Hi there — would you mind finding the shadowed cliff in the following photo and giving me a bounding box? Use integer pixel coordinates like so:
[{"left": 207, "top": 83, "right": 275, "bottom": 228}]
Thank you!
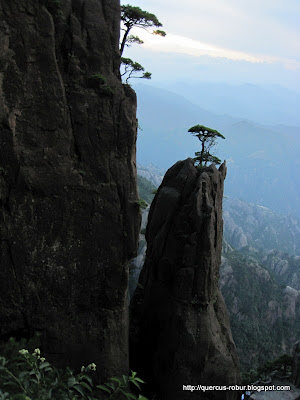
[
  {"left": 130, "top": 159, "right": 240, "bottom": 399},
  {"left": 0, "top": 0, "right": 140, "bottom": 379}
]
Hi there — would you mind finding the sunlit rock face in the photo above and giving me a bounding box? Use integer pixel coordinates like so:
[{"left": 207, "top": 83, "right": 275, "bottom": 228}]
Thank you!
[
  {"left": 131, "top": 158, "right": 240, "bottom": 400},
  {"left": 0, "top": 0, "right": 140, "bottom": 380}
]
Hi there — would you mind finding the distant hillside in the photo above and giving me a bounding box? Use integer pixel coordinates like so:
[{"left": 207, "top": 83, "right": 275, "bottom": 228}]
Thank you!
[
  {"left": 137, "top": 164, "right": 164, "bottom": 188},
  {"left": 259, "top": 250, "right": 300, "bottom": 291},
  {"left": 137, "top": 175, "right": 156, "bottom": 204},
  {"left": 223, "top": 197, "right": 300, "bottom": 255},
  {"left": 220, "top": 244, "right": 300, "bottom": 371},
  {"left": 135, "top": 85, "right": 300, "bottom": 215}
]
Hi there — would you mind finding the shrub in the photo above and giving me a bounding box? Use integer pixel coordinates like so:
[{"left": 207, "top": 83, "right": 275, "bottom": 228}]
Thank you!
[
  {"left": 135, "top": 199, "right": 148, "bottom": 210},
  {"left": 0, "top": 342, "right": 147, "bottom": 400}
]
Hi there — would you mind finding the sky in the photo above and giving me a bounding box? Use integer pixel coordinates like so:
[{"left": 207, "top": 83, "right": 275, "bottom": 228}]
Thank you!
[{"left": 120, "top": 0, "right": 300, "bottom": 91}]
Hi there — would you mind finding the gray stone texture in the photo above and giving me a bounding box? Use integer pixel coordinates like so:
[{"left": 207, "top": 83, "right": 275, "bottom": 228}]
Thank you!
[
  {"left": 0, "top": 0, "right": 140, "bottom": 379},
  {"left": 131, "top": 159, "right": 240, "bottom": 399}
]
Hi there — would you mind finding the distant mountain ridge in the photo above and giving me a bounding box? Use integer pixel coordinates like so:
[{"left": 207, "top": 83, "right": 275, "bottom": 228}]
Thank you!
[
  {"left": 135, "top": 84, "right": 300, "bottom": 215},
  {"left": 150, "top": 81, "right": 300, "bottom": 126}
]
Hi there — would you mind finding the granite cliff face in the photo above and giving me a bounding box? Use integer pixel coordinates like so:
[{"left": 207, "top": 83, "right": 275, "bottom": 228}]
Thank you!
[
  {"left": 0, "top": 0, "right": 139, "bottom": 378},
  {"left": 131, "top": 159, "right": 240, "bottom": 400}
]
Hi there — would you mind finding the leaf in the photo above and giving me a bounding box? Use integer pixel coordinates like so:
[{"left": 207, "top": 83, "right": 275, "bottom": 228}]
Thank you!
[
  {"left": 80, "top": 374, "right": 93, "bottom": 386},
  {"left": 67, "top": 376, "right": 77, "bottom": 387},
  {"left": 18, "top": 371, "right": 30, "bottom": 379},
  {"left": 96, "top": 384, "right": 111, "bottom": 394},
  {"left": 138, "top": 396, "right": 149, "bottom": 400},
  {"left": 109, "top": 377, "right": 121, "bottom": 384},
  {"left": 122, "top": 375, "right": 128, "bottom": 385},
  {"left": 130, "top": 379, "right": 141, "bottom": 390},
  {"left": 105, "top": 382, "right": 116, "bottom": 390},
  {"left": 47, "top": 387, "right": 53, "bottom": 399},
  {"left": 72, "top": 384, "right": 85, "bottom": 396},
  {"left": 11, "top": 395, "right": 31, "bottom": 400},
  {"left": 134, "top": 377, "right": 145, "bottom": 384},
  {"left": 39, "top": 362, "right": 51, "bottom": 369},
  {"left": 121, "top": 391, "right": 137, "bottom": 400},
  {"left": 0, "top": 357, "right": 7, "bottom": 365},
  {"left": 79, "top": 381, "right": 92, "bottom": 392},
  {"left": 3, "top": 382, "right": 16, "bottom": 387}
]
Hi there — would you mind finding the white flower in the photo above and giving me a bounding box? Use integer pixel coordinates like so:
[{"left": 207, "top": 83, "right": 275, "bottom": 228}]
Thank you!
[
  {"left": 88, "top": 363, "right": 97, "bottom": 371},
  {"left": 33, "top": 348, "right": 41, "bottom": 355},
  {"left": 19, "top": 349, "right": 29, "bottom": 355}
]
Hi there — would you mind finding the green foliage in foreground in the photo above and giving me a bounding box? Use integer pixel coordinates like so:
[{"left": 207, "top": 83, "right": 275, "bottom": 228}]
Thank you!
[{"left": 0, "top": 340, "right": 147, "bottom": 400}]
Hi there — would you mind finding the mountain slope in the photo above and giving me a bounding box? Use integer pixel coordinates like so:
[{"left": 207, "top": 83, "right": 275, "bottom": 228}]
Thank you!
[
  {"left": 135, "top": 84, "right": 300, "bottom": 215},
  {"left": 154, "top": 81, "right": 300, "bottom": 126},
  {"left": 223, "top": 197, "right": 300, "bottom": 255}
]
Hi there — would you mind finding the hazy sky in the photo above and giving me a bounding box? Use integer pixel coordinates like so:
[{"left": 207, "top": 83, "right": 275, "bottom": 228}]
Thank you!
[{"left": 120, "top": 0, "right": 300, "bottom": 90}]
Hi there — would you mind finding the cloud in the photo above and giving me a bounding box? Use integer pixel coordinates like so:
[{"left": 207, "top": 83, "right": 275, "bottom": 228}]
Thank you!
[
  {"left": 121, "top": 0, "right": 300, "bottom": 60},
  {"left": 129, "top": 29, "right": 300, "bottom": 70},
  {"left": 121, "top": 0, "right": 300, "bottom": 89}
]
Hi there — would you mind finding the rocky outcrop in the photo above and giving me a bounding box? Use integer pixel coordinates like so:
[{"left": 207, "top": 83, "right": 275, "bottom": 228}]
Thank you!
[
  {"left": 0, "top": 0, "right": 140, "bottom": 379},
  {"left": 223, "top": 211, "right": 248, "bottom": 249},
  {"left": 261, "top": 251, "right": 300, "bottom": 291},
  {"left": 131, "top": 159, "right": 240, "bottom": 400}
]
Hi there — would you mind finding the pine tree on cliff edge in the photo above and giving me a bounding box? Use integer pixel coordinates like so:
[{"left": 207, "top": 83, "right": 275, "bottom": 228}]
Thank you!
[
  {"left": 188, "top": 124, "right": 225, "bottom": 167},
  {"left": 120, "top": 4, "right": 166, "bottom": 82}
]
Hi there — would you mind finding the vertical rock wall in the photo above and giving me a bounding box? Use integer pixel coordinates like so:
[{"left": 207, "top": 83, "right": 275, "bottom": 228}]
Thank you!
[
  {"left": 0, "top": 0, "right": 140, "bottom": 379},
  {"left": 130, "top": 159, "right": 240, "bottom": 399}
]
